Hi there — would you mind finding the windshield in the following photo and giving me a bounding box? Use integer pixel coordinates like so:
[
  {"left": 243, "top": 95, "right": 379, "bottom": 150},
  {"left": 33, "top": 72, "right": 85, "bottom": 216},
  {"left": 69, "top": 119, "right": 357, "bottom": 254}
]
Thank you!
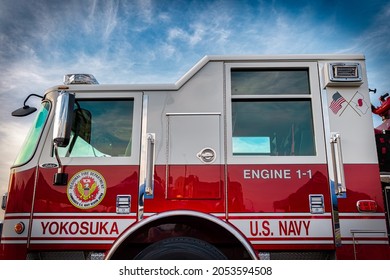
[{"left": 13, "top": 101, "right": 50, "bottom": 166}]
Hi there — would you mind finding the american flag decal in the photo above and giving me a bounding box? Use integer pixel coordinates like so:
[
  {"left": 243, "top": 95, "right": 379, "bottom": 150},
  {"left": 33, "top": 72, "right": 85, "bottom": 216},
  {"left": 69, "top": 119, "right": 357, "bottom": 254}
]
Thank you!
[{"left": 329, "top": 91, "right": 346, "bottom": 114}]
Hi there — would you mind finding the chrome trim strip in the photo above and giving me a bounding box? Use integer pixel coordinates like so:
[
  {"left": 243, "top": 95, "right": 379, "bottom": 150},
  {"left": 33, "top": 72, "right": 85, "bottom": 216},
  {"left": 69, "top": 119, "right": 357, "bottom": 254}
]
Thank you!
[
  {"left": 145, "top": 133, "right": 155, "bottom": 195},
  {"left": 138, "top": 94, "right": 148, "bottom": 220},
  {"left": 318, "top": 62, "right": 342, "bottom": 247},
  {"left": 166, "top": 112, "right": 222, "bottom": 116}
]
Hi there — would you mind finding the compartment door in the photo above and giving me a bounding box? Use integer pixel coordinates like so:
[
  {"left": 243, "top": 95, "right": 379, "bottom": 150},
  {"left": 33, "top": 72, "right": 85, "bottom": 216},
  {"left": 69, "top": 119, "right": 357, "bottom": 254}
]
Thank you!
[{"left": 166, "top": 113, "right": 223, "bottom": 201}]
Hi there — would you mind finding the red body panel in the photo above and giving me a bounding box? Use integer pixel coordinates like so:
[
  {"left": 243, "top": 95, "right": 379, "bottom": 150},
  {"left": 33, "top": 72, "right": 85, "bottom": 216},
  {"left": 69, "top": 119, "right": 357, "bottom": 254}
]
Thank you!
[
  {"left": 144, "top": 165, "right": 225, "bottom": 213},
  {"left": 5, "top": 168, "right": 36, "bottom": 213},
  {"left": 34, "top": 166, "right": 139, "bottom": 214},
  {"left": 339, "top": 164, "right": 384, "bottom": 212},
  {"left": 226, "top": 164, "right": 330, "bottom": 213},
  {"left": 337, "top": 244, "right": 390, "bottom": 260},
  {"left": 2, "top": 161, "right": 389, "bottom": 259}
]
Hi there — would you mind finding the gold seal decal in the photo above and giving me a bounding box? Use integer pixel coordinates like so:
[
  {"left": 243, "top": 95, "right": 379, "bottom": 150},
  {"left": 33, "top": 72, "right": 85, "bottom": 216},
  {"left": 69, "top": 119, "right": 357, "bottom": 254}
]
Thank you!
[{"left": 67, "top": 169, "right": 106, "bottom": 209}]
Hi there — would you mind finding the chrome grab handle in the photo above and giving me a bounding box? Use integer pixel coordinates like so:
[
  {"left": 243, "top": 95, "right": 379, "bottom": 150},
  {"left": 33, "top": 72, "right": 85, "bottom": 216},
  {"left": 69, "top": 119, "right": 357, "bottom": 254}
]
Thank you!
[
  {"left": 145, "top": 133, "right": 155, "bottom": 196},
  {"left": 330, "top": 132, "right": 346, "bottom": 195}
]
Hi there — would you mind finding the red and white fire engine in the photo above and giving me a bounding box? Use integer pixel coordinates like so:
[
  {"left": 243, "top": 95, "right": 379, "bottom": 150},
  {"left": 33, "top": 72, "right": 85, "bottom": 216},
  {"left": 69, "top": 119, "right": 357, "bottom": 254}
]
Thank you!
[{"left": 1, "top": 55, "right": 389, "bottom": 260}]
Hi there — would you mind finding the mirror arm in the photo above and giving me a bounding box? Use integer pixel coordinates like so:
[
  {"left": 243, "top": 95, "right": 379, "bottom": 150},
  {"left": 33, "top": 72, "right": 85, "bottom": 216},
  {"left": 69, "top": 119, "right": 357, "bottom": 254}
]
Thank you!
[
  {"left": 54, "top": 143, "right": 63, "bottom": 173},
  {"left": 23, "top": 94, "right": 43, "bottom": 107},
  {"left": 53, "top": 140, "right": 68, "bottom": 186},
  {"left": 12, "top": 94, "right": 44, "bottom": 117}
]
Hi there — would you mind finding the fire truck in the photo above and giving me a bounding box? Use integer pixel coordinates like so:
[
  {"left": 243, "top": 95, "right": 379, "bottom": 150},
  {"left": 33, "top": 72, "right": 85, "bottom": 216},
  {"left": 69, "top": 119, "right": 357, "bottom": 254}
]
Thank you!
[{"left": 1, "top": 55, "right": 389, "bottom": 260}]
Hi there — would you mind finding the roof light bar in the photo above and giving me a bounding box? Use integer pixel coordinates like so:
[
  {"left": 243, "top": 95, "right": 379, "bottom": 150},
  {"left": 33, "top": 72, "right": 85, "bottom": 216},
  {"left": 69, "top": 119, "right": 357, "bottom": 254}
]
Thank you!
[{"left": 64, "top": 74, "right": 99, "bottom": 85}]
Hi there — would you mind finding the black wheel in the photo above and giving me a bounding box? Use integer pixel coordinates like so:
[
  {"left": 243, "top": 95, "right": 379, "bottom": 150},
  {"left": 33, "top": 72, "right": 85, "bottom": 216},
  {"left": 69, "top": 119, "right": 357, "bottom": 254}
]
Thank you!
[{"left": 134, "top": 237, "right": 227, "bottom": 260}]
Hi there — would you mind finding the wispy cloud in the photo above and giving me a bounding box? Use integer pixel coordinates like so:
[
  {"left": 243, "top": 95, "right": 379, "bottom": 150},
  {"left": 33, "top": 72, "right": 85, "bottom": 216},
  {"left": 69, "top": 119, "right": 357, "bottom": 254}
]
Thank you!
[{"left": 1, "top": 0, "right": 390, "bottom": 220}]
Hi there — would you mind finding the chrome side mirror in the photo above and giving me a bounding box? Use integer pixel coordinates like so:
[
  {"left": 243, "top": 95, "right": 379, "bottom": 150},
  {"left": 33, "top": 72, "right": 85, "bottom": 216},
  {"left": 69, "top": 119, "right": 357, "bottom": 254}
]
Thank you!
[
  {"left": 53, "top": 91, "right": 75, "bottom": 147},
  {"left": 53, "top": 91, "right": 75, "bottom": 185}
]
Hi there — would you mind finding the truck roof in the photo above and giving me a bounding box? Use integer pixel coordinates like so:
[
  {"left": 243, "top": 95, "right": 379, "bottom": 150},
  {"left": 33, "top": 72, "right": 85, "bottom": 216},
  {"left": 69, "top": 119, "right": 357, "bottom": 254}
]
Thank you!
[{"left": 45, "top": 54, "right": 365, "bottom": 93}]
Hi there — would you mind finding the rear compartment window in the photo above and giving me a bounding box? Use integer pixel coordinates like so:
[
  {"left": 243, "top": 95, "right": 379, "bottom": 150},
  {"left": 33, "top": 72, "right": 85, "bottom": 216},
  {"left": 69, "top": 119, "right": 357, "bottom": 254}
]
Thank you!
[
  {"left": 232, "top": 99, "right": 315, "bottom": 156},
  {"left": 231, "top": 69, "right": 310, "bottom": 95},
  {"left": 231, "top": 68, "right": 316, "bottom": 156}
]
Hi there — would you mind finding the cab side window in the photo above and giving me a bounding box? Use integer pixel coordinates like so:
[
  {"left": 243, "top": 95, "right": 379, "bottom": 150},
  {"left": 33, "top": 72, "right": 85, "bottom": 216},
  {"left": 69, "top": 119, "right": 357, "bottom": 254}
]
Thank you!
[
  {"left": 231, "top": 69, "right": 316, "bottom": 156},
  {"left": 58, "top": 99, "right": 134, "bottom": 157}
]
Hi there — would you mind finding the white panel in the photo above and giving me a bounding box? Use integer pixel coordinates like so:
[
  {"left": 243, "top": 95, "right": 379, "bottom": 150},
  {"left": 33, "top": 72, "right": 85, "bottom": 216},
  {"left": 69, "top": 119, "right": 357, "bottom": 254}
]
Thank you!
[
  {"left": 322, "top": 60, "right": 378, "bottom": 164},
  {"left": 168, "top": 114, "right": 221, "bottom": 165},
  {"left": 229, "top": 214, "right": 334, "bottom": 244}
]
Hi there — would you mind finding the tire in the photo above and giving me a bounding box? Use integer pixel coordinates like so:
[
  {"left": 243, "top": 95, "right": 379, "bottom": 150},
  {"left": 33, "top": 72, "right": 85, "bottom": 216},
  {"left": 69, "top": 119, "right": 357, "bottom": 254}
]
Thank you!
[{"left": 134, "top": 237, "right": 227, "bottom": 260}]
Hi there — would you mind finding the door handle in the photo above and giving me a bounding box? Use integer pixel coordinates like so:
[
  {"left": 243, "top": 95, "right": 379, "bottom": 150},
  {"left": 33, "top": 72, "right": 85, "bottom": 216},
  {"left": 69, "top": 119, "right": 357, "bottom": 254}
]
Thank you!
[{"left": 145, "top": 133, "right": 155, "bottom": 196}]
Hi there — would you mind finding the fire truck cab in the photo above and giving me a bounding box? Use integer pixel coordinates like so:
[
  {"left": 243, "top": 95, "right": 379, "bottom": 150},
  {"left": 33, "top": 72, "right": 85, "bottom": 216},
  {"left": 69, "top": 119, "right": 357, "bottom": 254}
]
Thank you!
[{"left": 1, "top": 55, "right": 389, "bottom": 260}]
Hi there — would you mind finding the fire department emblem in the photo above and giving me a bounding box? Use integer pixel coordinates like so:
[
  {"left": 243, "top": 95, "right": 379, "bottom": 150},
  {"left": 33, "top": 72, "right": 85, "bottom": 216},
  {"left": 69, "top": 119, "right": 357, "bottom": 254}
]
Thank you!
[{"left": 67, "top": 170, "right": 106, "bottom": 209}]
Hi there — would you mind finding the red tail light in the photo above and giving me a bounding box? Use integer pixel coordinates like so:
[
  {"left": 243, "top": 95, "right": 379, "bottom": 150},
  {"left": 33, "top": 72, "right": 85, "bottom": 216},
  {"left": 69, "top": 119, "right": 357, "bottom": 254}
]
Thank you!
[{"left": 356, "top": 200, "right": 377, "bottom": 212}]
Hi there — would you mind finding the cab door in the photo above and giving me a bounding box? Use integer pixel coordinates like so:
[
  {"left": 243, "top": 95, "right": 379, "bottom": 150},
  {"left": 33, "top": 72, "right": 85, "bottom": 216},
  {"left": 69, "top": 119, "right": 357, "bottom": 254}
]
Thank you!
[
  {"left": 225, "top": 62, "right": 335, "bottom": 252},
  {"left": 31, "top": 91, "right": 143, "bottom": 250}
]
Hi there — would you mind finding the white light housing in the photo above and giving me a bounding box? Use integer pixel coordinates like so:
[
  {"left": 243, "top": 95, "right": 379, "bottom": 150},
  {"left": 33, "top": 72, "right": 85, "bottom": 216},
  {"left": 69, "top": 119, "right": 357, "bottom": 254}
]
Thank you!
[
  {"left": 329, "top": 63, "right": 362, "bottom": 82},
  {"left": 323, "top": 62, "right": 363, "bottom": 87},
  {"left": 64, "top": 74, "right": 99, "bottom": 85}
]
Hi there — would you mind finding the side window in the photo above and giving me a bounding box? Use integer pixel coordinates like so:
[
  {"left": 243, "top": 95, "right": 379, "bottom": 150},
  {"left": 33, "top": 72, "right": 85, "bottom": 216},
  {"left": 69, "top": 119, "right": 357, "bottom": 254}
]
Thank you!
[
  {"left": 58, "top": 99, "right": 134, "bottom": 157},
  {"left": 231, "top": 69, "right": 316, "bottom": 156}
]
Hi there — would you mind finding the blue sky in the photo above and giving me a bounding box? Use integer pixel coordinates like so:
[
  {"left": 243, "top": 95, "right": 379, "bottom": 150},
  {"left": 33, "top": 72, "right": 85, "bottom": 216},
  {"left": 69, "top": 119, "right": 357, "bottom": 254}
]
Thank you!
[{"left": 0, "top": 0, "right": 389, "bottom": 217}]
